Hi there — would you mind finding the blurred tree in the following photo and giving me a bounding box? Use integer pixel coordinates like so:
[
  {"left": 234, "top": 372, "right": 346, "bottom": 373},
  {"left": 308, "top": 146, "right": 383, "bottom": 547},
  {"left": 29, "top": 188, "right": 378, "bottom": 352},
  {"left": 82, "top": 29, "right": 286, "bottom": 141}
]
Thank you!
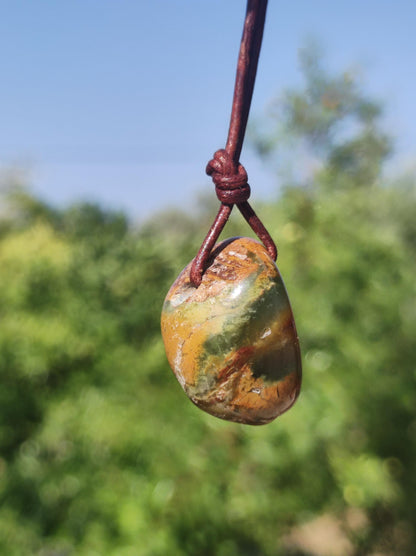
[
  {"left": 0, "top": 46, "right": 415, "bottom": 556},
  {"left": 254, "top": 40, "right": 392, "bottom": 189}
]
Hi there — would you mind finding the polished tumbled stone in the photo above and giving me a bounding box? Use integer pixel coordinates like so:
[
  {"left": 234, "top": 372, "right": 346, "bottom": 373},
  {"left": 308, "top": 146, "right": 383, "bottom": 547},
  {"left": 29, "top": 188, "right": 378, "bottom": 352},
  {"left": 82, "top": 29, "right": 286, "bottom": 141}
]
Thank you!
[{"left": 161, "top": 237, "right": 301, "bottom": 425}]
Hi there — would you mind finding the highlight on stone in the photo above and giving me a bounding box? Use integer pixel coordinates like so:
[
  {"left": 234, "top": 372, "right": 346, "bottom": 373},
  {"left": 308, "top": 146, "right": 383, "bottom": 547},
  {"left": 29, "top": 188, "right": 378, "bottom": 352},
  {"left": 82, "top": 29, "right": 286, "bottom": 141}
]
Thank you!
[{"left": 161, "top": 237, "right": 301, "bottom": 425}]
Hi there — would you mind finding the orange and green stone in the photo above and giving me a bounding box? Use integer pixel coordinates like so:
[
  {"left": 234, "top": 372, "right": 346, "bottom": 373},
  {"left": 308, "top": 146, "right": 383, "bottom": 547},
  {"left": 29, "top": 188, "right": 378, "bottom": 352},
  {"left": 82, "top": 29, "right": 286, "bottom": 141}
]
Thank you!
[{"left": 161, "top": 237, "right": 301, "bottom": 425}]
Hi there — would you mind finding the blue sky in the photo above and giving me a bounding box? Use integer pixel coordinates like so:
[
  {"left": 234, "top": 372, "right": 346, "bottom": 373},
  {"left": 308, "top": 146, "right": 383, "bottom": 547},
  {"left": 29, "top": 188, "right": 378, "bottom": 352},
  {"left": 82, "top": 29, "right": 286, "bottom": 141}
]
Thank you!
[{"left": 1, "top": 1, "right": 416, "bottom": 221}]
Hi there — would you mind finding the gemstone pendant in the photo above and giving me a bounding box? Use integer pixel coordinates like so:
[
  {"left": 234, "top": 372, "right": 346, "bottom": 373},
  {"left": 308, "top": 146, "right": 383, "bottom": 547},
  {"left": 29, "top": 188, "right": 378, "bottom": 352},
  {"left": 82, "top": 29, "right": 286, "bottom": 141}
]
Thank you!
[{"left": 161, "top": 237, "right": 301, "bottom": 425}]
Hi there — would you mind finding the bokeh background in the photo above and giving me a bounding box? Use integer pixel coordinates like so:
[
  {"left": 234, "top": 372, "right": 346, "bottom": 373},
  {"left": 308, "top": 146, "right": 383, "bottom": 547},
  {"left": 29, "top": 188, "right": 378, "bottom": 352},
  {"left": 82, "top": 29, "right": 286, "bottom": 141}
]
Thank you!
[{"left": 1, "top": 1, "right": 416, "bottom": 555}]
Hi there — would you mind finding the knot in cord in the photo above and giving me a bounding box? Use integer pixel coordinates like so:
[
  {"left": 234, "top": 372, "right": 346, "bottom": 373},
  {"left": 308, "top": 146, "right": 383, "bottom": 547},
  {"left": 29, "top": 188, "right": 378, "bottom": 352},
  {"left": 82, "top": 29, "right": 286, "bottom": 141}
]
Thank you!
[{"left": 206, "top": 149, "right": 251, "bottom": 205}]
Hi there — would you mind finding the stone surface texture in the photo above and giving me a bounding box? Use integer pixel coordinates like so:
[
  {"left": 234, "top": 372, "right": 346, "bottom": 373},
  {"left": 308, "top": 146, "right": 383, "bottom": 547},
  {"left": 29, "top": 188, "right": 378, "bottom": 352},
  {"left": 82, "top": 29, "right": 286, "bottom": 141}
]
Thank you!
[{"left": 161, "top": 237, "right": 301, "bottom": 425}]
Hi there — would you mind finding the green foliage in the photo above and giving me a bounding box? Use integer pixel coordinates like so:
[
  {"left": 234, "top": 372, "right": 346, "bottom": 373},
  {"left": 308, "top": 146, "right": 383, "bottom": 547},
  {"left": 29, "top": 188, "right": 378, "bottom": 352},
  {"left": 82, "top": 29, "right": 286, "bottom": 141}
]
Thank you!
[
  {"left": 1, "top": 50, "right": 416, "bottom": 555},
  {"left": 253, "top": 40, "right": 391, "bottom": 190}
]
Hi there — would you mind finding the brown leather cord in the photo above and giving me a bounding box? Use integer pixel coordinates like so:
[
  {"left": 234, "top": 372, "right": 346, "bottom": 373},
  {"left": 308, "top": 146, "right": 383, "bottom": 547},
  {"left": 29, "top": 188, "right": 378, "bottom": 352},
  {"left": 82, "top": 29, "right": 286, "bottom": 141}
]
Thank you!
[{"left": 190, "top": 0, "right": 277, "bottom": 286}]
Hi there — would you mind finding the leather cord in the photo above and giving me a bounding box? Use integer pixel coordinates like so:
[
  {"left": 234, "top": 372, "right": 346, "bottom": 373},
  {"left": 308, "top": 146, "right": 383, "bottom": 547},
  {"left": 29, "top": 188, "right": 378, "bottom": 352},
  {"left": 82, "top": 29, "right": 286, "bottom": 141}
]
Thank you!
[{"left": 190, "top": 0, "right": 277, "bottom": 286}]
